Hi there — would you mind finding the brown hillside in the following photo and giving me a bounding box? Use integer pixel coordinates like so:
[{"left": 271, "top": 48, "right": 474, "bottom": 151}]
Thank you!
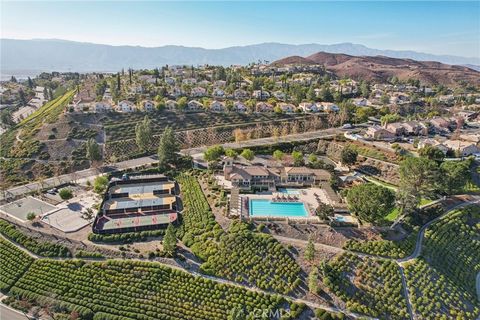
[
  {"left": 271, "top": 52, "right": 480, "bottom": 86},
  {"left": 270, "top": 56, "right": 316, "bottom": 66}
]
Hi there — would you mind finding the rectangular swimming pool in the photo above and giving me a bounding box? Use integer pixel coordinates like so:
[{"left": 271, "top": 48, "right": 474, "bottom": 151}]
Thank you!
[
  {"left": 249, "top": 199, "right": 308, "bottom": 218},
  {"left": 277, "top": 188, "right": 300, "bottom": 195}
]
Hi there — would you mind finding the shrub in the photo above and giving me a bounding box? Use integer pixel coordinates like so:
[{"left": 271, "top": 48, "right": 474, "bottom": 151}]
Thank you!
[{"left": 58, "top": 188, "right": 73, "bottom": 200}]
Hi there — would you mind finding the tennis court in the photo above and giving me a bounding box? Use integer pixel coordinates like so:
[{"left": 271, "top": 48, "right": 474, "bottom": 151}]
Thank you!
[{"left": 0, "top": 196, "right": 57, "bottom": 222}]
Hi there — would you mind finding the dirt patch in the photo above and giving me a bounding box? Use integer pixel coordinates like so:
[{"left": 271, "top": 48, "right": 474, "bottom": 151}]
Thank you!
[
  {"left": 356, "top": 158, "right": 400, "bottom": 185},
  {"left": 41, "top": 139, "right": 84, "bottom": 160},
  {"left": 255, "top": 221, "right": 375, "bottom": 248}
]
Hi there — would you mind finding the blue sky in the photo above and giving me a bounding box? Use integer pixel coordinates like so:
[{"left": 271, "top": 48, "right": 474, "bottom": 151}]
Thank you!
[{"left": 1, "top": 1, "right": 479, "bottom": 57}]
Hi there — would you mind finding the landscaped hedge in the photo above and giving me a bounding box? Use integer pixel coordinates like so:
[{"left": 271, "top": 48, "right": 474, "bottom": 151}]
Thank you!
[
  {"left": 403, "top": 205, "right": 480, "bottom": 319},
  {"left": 88, "top": 229, "right": 165, "bottom": 243},
  {"left": 0, "top": 220, "right": 71, "bottom": 257},
  {"left": 0, "top": 238, "right": 34, "bottom": 293},
  {"left": 321, "top": 252, "right": 409, "bottom": 319},
  {"left": 10, "top": 259, "right": 287, "bottom": 320}
]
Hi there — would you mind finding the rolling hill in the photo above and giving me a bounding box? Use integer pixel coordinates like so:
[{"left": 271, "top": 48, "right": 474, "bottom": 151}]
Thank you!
[
  {"left": 1, "top": 39, "right": 479, "bottom": 75},
  {"left": 272, "top": 52, "right": 480, "bottom": 86}
]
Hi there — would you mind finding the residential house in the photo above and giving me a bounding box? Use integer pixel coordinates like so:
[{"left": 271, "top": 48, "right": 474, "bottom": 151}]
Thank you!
[
  {"left": 459, "top": 133, "right": 480, "bottom": 143},
  {"left": 438, "top": 95, "right": 455, "bottom": 104},
  {"left": 165, "top": 77, "right": 176, "bottom": 85},
  {"left": 252, "top": 90, "right": 270, "bottom": 100},
  {"left": 214, "top": 80, "right": 227, "bottom": 87},
  {"left": 234, "top": 89, "right": 249, "bottom": 100},
  {"left": 198, "top": 80, "right": 211, "bottom": 87},
  {"left": 191, "top": 87, "right": 207, "bottom": 97},
  {"left": 273, "top": 91, "right": 286, "bottom": 101},
  {"left": 458, "top": 111, "right": 478, "bottom": 121},
  {"left": 443, "top": 140, "right": 480, "bottom": 157},
  {"left": 182, "top": 78, "right": 197, "bottom": 85},
  {"left": 366, "top": 126, "right": 396, "bottom": 141},
  {"left": 131, "top": 85, "right": 144, "bottom": 94},
  {"left": 140, "top": 100, "right": 155, "bottom": 112},
  {"left": 116, "top": 100, "right": 136, "bottom": 113},
  {"left": 210, "top": 100, "right": 225, "bottom": 112},
  {"left": 94, "top": 101, "right": 113, "bottom": 113},
  {"left": 165, "top": 100, "right": 178, "bottom": 111},
  {"left": 402, "top": 121, "right": 428, "bottom": 136},
  {"left": 298, "top": 102, "right": 317, "bottom": 113},
  {"left": 187, "top": 100, "right": 204, "bottom": 112},
  {"left": 321, "top": 102, "right": 340, "bottom": 112},
  {"left": 389, "top": 93, "right": 409, "bottom": 105},
  {"left": 352, "top": 98, "right": 369, "bottom": 107},
  {"left": 255, "top": 102, "right": 274, "bottom": 113},
  {"left": 223, "top": 160, "right": 331, "bottom": 190},
  {"left": 277, "top": 103, "right": 296, "bottom": 113},
  {"left": 213, "top": 88, "right": 225, "bottom": 98},
  {"left": 385, "top": 122, "right": 406, "bottom": 136},
  {"left": 429, "top": 117, "right": 452, "bottom": 132},
  {"left": 170, "top": 87, "right": 183, "bottom": 98},
  {"left": 233, "top": 101, "right": 247, "bottom": 113}
]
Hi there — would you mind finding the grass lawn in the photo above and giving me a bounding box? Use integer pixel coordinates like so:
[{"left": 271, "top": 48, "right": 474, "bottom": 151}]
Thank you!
[
  {"left": 363, "top": 175, "right": 398, "bottom": 191},
  {"left": 385, "top": 207, "right": 400, "bottom": 222},
  {"left": 385, "top": 198, "right": 435, "bottom": 222}
]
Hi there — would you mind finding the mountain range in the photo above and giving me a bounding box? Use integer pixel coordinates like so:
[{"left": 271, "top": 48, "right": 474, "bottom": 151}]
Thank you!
[
  {"left": 1, "top": 39, "right": 479, "bottom": 75},
  {"left": 272, "top": 53, "right": 480, "bottom": 87}
]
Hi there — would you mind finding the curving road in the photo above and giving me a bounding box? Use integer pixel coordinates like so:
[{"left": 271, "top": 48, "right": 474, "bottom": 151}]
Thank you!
[{"left": 398, "top": 196, "right": 480, "bottom": 263}]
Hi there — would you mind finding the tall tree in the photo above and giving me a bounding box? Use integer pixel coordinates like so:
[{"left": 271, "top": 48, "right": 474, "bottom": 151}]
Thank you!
[
  {"left": 157, "top": 126, "right": 179, "bottom": 169},
  {"left": 86, "top": 138, "right": 102, "bottom": 162},
  {"left": 203, "top": 145, "right": 225, "bottom": 162},
  {"left": 117, "top": 72, "right": 121, "bottom": 91},
  {"left": 440, "top": 160, "right": 470, "bottom": 195},
  {"left": 162, "top": 223, "right": 177, "bottom": 256},
  {"left": 346, "top": 183, "right": 395, "bottom": 223},
  {"left": 308, "top": 266, "right": 319, "bottom": 294},
  {"left": 27, "top": 77, "right": 34, "bottom": 89},
  {"left": 340, "top": 145, "right": 358, "bottom": 167},
  {"left": 135, "top": 115, "right": 153, "bottom": 152},
  {"left": 304, "top": 237, "right": 316, "bottom": 262},
  {"left": 397, "top": 157, "right": 439, "bottom": 215}
]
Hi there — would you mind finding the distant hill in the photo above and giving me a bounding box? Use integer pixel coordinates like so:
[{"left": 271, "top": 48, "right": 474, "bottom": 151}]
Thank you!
[
  {"left": 272, "top": 52, "right": 480, "bottom": 87},
  {"left": 1, "top": 39, "right": 479, "bottom": 75}
]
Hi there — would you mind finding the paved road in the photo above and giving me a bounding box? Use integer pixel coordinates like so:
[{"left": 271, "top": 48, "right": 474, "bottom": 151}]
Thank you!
[
  {"left": 398, "top": 196, "right": 480, "bottom": 263},
  {"left": 1, "top": 127, "right": 345, "bottom": 201},
  {"left": 0, "top": 303, "right": 33, "bottom": 320},
  {"left": 477, "top": 272, "right": 480, "bottom": 303}
]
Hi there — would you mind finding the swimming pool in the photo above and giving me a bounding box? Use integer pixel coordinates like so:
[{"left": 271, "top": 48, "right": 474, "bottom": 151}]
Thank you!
[
  {"left": 277, "top": 188, "right": 300, "bottom": 195},
  {"left": 249, "top": 199, "right": 308, "bottom": 218}
]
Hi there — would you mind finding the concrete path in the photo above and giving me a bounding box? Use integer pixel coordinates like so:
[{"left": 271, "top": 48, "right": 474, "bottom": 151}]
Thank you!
[{"left": 476, "top": 272, "right": 480, "bottom": 303}]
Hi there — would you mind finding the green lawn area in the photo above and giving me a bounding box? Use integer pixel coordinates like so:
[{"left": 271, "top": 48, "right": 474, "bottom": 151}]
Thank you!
[
  {"left": 385, "top": 207, "right": 400, "bottom": 222},
  {"left": 385, "top": 198, "right": 435, "bottom": 222},
  {"left": 363, "top": 176, "right": 398, "bottom": 191}
]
